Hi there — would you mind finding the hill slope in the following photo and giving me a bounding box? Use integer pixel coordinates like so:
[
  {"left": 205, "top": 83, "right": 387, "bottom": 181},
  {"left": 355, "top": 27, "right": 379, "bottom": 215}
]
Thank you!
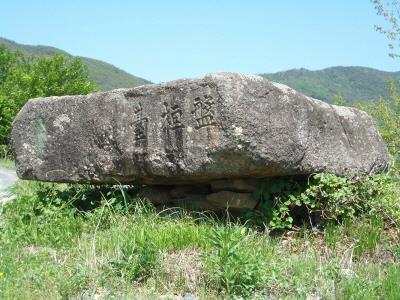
[
  {"left": 261, "top": 66, "right": 400, "bottom": 103},
  {"left": 0, "top": 37, "right": 151, "bottom": 91},
  {"left": 2, "top": 37, "right": 398, "bottom": 102}
]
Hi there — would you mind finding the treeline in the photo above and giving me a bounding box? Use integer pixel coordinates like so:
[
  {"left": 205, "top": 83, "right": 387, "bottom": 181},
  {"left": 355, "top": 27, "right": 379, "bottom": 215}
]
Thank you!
[{"left": 0, "top": 46, "right": 96, "bottom": 155}]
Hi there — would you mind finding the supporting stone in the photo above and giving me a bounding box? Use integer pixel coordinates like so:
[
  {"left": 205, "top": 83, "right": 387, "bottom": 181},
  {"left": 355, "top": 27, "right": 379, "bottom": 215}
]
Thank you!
[
  {"left": 210, "top": 178, "right": 259, "bottom": 193},
  {"left": 206, "top": 191, "right": 257, "bottom": 209}
]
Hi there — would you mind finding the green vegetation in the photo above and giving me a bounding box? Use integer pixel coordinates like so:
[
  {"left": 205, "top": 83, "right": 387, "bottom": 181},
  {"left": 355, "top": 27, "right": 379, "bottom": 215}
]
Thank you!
[
  {"left": 261, "top": 66, "right": 400, "bottom": 104},
  {"left": 372, "top": 0, "right": 400, "bottom": 58},
  {"left": 245, "top": 173, "right": 399, "bottom": 229},
  {"left": 1, "top": 9, "right": 399, "bottom": 298},
  {"left": 0, "top": 158, "right": 15, "bottom": 170},
  {"left": 356, "top": 82, "right": 400, "bottom": 169},
  {"left": 0, "top": 37, "right": 151, "bottom": 91},
  {"left": 0, "top": 46, "right": 96, "bottom": 148},
  {"left": 2, "top": 37, "right": 397, "bottom": 103},
  {"left": 0, "top": 173, "right": 398, "bottom": 299}
]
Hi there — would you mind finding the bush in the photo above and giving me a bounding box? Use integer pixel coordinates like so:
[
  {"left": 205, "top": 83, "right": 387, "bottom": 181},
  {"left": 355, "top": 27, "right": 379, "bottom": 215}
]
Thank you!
[
  {"left": 0, "top": 144, "right": 11, "bottom": 158},
  {"left": 0, "top": 181, "right": 139, "bottom": 248},
  {"left": 0, "top": 46, "right": 96, "bottom": 145},
  {"left": 246, "top": 173, "right": 400, "bottom": 230},
  {"left": 356, "top": 81, "right": 400, "bottom": 170}
]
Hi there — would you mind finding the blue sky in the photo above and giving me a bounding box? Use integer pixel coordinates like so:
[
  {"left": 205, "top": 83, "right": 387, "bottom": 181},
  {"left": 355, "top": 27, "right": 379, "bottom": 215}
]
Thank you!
[{"left": 0, "top": 0, "right": 398, "bottom": 82}]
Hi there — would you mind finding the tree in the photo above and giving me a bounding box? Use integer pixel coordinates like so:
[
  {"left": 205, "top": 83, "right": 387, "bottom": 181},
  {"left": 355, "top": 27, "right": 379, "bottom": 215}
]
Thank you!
[
  {"left": 333, "top": 95, "right": 346, "bottom": 106},
  {"left": 367, "top": 1, "right": 400, "bottom": 169},
  {"left": 0, "top": 45, "right": 23, "bottom": 85},
  {"left": 0, "top": 46, "right": 96, "bottom": 146},
  {"left": 372, "top": 0, "right": 400, "bottom": 58},
  {"left": 356, "top": 82, "right": 399, "bottom": 159}
]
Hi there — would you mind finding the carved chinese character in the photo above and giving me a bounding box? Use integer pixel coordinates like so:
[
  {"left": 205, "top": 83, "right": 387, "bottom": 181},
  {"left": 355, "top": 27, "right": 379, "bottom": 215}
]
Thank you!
[
  {"left": 192, "top": 95, "right": 216, "bottom": 128},
  {"left": 133, "top": 102, "right": 148, "bottom": 141},
  {"left": 162, "top": 102, "right": 184, "bottom": 129}
]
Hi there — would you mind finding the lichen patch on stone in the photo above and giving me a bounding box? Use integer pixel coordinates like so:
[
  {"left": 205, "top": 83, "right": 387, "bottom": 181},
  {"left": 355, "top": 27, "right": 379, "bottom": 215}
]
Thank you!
[
  {"left": 232, "top": 126, "right": 243, "bottom": 136},
  {"left": 33, "top": 118, "right": 48, "bottom": 159},
  {"left": 53, "top": 114, "right": 71, "bottom": 131}
]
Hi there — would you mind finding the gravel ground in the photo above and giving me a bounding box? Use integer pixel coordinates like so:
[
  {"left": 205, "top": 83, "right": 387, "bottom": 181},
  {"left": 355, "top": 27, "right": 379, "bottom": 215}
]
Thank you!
[{"left": 0, "top": 168, "right": 17, "bottom": 204}]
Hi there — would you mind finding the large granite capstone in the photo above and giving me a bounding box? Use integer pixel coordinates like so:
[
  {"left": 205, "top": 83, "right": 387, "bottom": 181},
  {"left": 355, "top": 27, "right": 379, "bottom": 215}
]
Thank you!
[{"left": 12, "top": 72, "right": 390, "bottom": 185}]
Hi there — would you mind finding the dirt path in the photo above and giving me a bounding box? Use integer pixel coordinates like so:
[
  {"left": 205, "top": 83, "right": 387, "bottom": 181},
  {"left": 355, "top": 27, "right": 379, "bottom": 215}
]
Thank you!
[{"left": 0, "top": 167, "right": 17, "bottom": 204}]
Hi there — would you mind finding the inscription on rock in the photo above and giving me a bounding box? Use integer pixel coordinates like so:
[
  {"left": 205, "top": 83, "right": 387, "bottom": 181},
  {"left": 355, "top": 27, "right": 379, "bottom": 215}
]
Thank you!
[
  {"left": 162, "top": 102, "right": 184, "bottom": 129},
  {"left": 11, "top": 72, "right": 391, "bottom": 187},
  {"left": 133, "top": 102, "right": 148, "bottom": 142},
  {"left": 192, "top": 95, "right": 217, "bottom": 128}
]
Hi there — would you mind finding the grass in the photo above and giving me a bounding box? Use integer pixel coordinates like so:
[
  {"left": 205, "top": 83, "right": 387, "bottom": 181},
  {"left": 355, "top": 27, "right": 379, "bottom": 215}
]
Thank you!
[
  {"left": 0, "top": 177, "right": 399, "bottom": 299},
  {"left": 0, "top": 158, "right": 15, "bottom": 170}
]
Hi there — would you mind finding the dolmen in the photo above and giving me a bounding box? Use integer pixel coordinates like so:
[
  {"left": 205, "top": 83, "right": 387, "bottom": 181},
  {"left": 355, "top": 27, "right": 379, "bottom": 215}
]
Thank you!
[{"left": 11, "top": 73, "right": 390, "bottom": 210}]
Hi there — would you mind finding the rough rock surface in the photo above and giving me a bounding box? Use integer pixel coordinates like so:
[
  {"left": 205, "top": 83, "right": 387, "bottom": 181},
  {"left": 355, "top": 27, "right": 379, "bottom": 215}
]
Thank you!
[
  {"left": 211, "top": 178, "right": 258, "bottom": 193},
  {"left": 206, "top": 191, "right": 257, "bottom": 209},
  {"left": 12, "top": 72, "right": 390, "bottom": 185}
]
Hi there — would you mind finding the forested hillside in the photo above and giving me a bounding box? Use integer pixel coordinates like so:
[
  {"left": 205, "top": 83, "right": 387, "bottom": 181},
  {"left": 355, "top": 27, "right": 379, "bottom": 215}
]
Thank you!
[
  {"left": 3, "top": 37, "right": 399, "bottom": 102},
  {"left": 261, "top": 66, "right": 400, "bottom": 103},
  {"left": 0, "top": 37, "right": 151, "bottom": 91}
]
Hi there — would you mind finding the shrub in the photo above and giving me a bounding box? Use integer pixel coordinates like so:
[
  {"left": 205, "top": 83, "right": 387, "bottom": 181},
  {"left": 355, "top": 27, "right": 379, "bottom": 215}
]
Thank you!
[
  {"left": 246, "top": 173, "right": 399, "bottom": 230},
  {"left": 0, "top": 144, "right": 11, "bottom": 158},
  {"left": 0, "top": 46, "right": 96, "bottom": 145},
  {"left": 356, "top": 81, "right": 400, "bottom": 170}
]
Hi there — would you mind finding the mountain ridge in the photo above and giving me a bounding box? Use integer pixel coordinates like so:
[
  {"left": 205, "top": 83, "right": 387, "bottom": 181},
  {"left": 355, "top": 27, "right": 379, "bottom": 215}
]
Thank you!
[
  {"left": 1, "top": 37, "right": 399, "bottom": 102},
  {"left": 0, "top": 37, "right": 151, "bottom": 91},
  {"left": 260, "top": 66, "right": 400, "bottom": 103}
]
